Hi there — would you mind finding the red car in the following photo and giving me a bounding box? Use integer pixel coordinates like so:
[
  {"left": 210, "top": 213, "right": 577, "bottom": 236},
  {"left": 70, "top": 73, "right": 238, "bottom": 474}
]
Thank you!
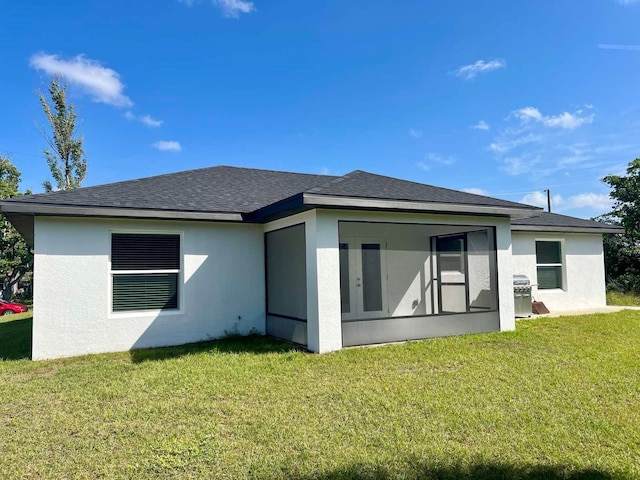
[{"left": 0, "top": 300, "right": 29, "bottom": 315}]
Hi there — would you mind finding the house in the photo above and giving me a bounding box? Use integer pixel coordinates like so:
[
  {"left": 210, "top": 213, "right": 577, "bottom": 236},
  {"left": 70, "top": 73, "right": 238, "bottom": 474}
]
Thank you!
[{"left": 0, "top": 166, "right": 621, "bottom": 360}]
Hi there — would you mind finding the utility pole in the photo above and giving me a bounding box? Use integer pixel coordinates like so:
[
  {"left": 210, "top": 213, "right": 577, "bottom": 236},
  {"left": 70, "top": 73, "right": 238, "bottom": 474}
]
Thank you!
[{"left": 543, "top": 189, "right": 551, "bottom": 213}]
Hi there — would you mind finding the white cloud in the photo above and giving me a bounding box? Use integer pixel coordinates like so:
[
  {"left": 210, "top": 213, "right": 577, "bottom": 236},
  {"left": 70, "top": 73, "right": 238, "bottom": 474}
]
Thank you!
[
  {"left": 319, "top": 167, "right": 330, "bottom": 175},
  {"left": 512, "top": 106, "right": 594, "bottom": 130},
  {"left": 408, "top": 128, "right": 423, "bottom": 138},
  {"left": 425, "top": 152, "right": 455, "bottom": 166},
  {"left": 489, "top": 133, "right": 542, "bottom": 154},
  {"left": 519, "top": 191, "right": 612, "bottom": 211},
  {"left": 568, "top": 193, "right": 612, "bottom": 210},
  {"left": 125, "top": 111, "right": 163, "bottom": 127},
  {"left": 416, "top": 161, "right": 430, "bottom": 172},
  {"left": 520, "top": 191, "right": 564, "bottom": 209},
  {"left": 471, "top": 120, "right": 490, "bottom": 131},
  {"left": 598, "top": 43, "right": 640, "bottom": 51},
  {"left": 512, "top": 106, "right": 543, "bottom": 122},
  {"left": 214, "top": 0, "right": 256, "bottom": 16},
  {"left": 501, "top": 155, "right": 541, "bottom": 176},
  {"left": 544, "top": 112, "right": 594, "bottom": 129},
  {"left": 30, "top": 53, "right": 132, "bottom": 107},
  {"left": 488, "top": 104, "right": 601, "bottom": 177},
  {"left": 153, "top": 140, "right": 182, "bottom": 152},
  {"left": 454, "top": 59, "right": 506, "bottom": 80},
  {"left": 179, "top": 0, "right": 256, "bottom": 17},
  {"left": 462, "top": 188, "right": 488, "bottom": 196},
  {"left": 140, "top": 114, "right": 163, "bottom": 127},
  {"left": 484, "top": 101, "right": 640, "bottom": 206},
  {"left": 416, "top": 153, "right": 455, "bottom": 174}
]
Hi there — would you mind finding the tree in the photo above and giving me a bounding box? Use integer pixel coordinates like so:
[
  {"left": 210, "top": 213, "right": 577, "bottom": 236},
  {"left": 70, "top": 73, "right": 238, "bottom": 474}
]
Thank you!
[
  {"left": 39, "top": 78, "right": 87, "bottom": 191},
  {"left": 599, "top": 158, "right": 640, "bottom": 293},
  {"left": 602, "top": 158, "right": 640, "bottom": 237},
  {"left": 0, "top": 157, "right": 33, "bottom": 301}
]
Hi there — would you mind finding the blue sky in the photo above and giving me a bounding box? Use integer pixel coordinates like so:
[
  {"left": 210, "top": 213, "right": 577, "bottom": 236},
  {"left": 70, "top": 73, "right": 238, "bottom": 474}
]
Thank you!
[{"left": 1, "top": 0, "right": 640, "bottom": 218}]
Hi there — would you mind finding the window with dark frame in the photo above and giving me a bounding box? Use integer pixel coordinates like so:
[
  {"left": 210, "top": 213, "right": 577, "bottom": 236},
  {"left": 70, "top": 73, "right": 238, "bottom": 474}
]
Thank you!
[
  {"left": 535, "top": 240, "right": 563, "bottom": 290},
  {"left": 111, "top": 233, "right": 181, "bottom": 312}
]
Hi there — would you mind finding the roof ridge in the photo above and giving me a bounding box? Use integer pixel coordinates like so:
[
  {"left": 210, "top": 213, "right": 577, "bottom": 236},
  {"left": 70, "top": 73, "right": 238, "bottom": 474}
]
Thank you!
[
  {"left": 218, "top": 165, "right": 338, "bottom": 178},
  {"left": 11, "top": 165, "right": 337, "bottom": 202},
  {"left": 333, "top": 169, "right": 539, "bottom": 209},
  {"left": 304, "top": 170, "right": 362, "bottom": 194}
]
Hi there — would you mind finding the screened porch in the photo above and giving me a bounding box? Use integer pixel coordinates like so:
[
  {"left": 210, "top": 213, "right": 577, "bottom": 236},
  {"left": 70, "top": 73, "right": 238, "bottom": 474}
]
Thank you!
[{"left": 339, "top": 221, "right": 500, "bottom": 346}]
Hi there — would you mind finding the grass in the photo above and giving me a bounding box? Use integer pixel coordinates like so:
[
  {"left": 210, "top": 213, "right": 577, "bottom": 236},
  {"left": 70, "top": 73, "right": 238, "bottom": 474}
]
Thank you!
[
  {"left": 0, "top": 311, "right": 32, "bottom": 360},
  {"left": 607, "top": 290, "right": 640, "bottom": 307},
  {"left": 1, "top": 312, "right": 639, "bottom": 479}
]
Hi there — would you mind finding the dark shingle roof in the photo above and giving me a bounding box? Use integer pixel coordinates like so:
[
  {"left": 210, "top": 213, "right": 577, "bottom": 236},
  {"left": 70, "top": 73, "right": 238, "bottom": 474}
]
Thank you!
[
  {"left": 6, "top": 165, "right": 625, "bottom": 246},
  {"left": 307, "top": 170, "right": 536, "bottom": 210},
  {"left": 7, "top": 166, "right": 335, "bottom": 213},
  {"left": 3, "top": 165, "right": 538, "bottom": 214},
  {"left": 512, "top": 212, "right": 623, "bottom": 233}
]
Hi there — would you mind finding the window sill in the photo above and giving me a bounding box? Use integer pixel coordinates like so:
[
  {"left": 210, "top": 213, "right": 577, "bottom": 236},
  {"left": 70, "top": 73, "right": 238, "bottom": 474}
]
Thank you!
[{"left": 108, "top": 309, "right": 184, "bottom": 319}]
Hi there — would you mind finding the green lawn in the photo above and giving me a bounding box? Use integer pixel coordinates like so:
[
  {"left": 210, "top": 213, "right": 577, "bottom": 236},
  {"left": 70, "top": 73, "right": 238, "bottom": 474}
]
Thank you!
[
  {"left": 1, "top": 312, "right": 639, "bottom": 479},
  {"left": 0, "top": 311, "right": 32, "bottom": 360},
  {"left": 607, "top": 290, "right": 640, "bottom": 307}
]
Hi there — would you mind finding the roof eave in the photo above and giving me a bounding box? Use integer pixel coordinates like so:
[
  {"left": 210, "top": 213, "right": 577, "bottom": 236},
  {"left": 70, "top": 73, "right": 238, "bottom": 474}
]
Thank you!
[
  {"left": 511, "top": 224, "right": 624, "bottom": 234},
  {"left": 3, "top": 212, "right": 35, "bottom": 248},
  {"left": 302, "top": 193, "right": 541, "bottom": 219},
  {"left": 0, "top": 201, "right": 244, "bottom": 222},
  {"left": 243, "top": 193, "right": 307, "bottom": 223}
]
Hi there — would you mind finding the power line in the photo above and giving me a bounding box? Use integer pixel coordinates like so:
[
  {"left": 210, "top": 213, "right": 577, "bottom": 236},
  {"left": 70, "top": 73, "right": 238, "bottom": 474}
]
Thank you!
[
  {"left": 0, "top": 150, "right": 41, "bottom": 159},
  {"left": 482, "top": 181, "right": 602, "bottom": 198}
]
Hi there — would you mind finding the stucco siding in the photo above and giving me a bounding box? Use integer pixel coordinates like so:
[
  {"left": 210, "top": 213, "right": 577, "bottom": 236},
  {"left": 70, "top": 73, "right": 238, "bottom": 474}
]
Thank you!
[
  {"left": 32, "top": 217, "right": 265, "bottom": 360},
  {"left": 511, "top": 232, "right": 606, "bottom": 311}
]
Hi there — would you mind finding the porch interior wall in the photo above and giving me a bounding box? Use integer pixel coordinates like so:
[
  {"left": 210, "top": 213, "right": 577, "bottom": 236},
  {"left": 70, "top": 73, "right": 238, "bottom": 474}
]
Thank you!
[{"left": 339, "top": 222, "right": 495, "bottom": 319}]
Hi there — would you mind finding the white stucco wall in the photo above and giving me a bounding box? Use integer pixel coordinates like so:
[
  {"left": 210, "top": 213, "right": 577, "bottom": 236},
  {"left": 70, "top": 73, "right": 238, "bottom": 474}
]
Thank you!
[
  {"left": 511, "top": 232, "right": 606, "bottom": 311},
  {"left": 33, "top": 217, "right": 265, "bottom": 360},
  {"left": 32, "top": 209, "right": 524, "bottom": 359}
]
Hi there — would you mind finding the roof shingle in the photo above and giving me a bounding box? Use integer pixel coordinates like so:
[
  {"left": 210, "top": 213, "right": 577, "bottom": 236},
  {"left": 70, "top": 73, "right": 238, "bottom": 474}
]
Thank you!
[
  {"left": 512, "top": 212, "right": 622, "bottom": 232},
  {"left": 2, "top": 165, "right": 538, "bottom": 214},
  {"left": 7, "top": 166, "right": 334, "bottom": 213},
  {"left": 307, "top": 170, "right": 536, "bottom": 209}
]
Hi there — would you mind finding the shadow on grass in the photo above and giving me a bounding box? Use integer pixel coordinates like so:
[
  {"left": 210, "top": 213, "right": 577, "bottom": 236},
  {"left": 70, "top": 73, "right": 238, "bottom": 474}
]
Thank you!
[
  {"left": 129, "top": 334, "right": 304, "bottom": 363},
  {"left": 0, "top": 316, "right": 32, "bottom": 360},
  {"left": 275, "top": 461, "right": 617, "bottom": 480}
]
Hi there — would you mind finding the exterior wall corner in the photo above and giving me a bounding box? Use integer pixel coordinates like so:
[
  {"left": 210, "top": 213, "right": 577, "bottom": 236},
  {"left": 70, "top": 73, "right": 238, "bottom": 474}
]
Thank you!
[{"left": 305, "top": 211, "right": 342, "bottom": 353}]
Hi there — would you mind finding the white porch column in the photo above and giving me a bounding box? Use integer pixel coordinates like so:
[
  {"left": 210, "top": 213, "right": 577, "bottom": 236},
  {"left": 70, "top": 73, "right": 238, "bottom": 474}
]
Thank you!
[
  {"left": 495, "top": 219, "right": 516, "bottom": 331},
  {"left": 305, "top": 211, "right": 342, "bottom": 353}
]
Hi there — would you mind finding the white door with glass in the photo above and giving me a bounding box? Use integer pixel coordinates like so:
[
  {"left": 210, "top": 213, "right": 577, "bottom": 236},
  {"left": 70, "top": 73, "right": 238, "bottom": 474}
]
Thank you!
[{"left": 339, "top": 237, "right": 388, "bottom": 320}]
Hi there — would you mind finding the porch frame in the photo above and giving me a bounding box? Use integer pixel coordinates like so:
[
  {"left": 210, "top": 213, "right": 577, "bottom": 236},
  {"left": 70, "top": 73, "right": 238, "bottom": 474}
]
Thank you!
[{"left": 264, "top": 209, "right": 515, "bottom": 353}]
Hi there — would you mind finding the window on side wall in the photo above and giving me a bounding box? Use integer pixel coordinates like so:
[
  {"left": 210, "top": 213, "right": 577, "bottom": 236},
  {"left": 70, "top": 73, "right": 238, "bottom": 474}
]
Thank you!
[
  {"left": 535, "top": 240, "right": 563, "bottom": 290},
  {"left": 111, "top": 233, "right": 181, "bottom": 312}
]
